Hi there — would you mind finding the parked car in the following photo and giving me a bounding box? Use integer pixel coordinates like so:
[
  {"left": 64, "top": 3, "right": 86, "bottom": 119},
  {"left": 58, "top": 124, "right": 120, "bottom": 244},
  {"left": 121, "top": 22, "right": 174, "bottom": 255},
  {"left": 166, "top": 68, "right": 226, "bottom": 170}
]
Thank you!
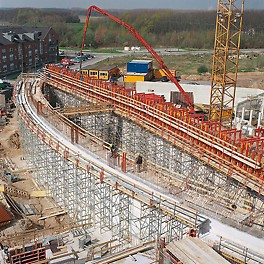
[
  {"left": 69, "top": 57, "right": 77, "bottom": 64},
  {"left": 76, "top": 55, "right": 86, "bottom": 61},
  {"left": 84, "top": 54, "right": 95, "bottom": 59},
  {"left": 61, "top": 57, "right": 74, "bottom": 66},
  {"left": 72, "top": 57, "right": 81, "bottom": 63}
]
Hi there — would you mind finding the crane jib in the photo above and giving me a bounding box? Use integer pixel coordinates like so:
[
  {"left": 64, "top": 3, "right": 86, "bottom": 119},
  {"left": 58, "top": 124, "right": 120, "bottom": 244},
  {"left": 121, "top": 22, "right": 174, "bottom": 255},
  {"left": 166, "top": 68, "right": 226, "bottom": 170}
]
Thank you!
[{"left": 79, "top": 5, "right": 194, "bottom": 110}]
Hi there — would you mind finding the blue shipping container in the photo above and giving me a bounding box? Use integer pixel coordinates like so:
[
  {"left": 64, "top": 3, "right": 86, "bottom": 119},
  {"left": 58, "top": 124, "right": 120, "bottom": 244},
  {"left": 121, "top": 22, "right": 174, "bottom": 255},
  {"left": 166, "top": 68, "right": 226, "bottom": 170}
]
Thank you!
[{"left": 127, "top": 60, "right": 152, "bottom": 73}]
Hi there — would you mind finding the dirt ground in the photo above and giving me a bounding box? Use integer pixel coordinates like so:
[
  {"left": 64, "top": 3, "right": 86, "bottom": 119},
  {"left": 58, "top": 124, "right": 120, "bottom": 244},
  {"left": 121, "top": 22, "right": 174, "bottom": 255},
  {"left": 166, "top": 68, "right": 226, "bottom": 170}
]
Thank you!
[
  {"left": 0, "top": 112, "right": 25, "bottom": 169},
  {"left": 0, "top": 112, "right": 71, "bottom": 247},
  {"left": 183, "top": 71, "right": 264, "bottom": 89},
  {"left": 236, "top": 72, "right": 264, "bottom": 89}
]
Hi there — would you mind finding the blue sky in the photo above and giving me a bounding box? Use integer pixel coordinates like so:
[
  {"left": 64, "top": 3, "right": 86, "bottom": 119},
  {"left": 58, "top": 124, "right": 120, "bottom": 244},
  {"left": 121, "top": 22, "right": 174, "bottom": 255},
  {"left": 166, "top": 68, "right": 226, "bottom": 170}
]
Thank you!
[{"left": 0, "top": 0, "right": 263, "bottom": 10}]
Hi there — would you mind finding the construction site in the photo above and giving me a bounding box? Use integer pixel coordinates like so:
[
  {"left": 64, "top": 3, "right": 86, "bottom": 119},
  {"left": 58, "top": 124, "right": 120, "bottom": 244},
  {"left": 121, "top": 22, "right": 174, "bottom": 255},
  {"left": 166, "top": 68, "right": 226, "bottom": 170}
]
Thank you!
[{"left": 0, "top": 0, "right": 264, "bottom": 263}]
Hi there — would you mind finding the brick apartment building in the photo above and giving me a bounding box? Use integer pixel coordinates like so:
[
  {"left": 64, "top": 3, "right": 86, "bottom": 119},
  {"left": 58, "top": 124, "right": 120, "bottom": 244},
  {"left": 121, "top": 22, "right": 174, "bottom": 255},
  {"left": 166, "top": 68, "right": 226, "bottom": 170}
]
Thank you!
[{"left": 0, "top": 26, "right": 58, "bottom": 77}]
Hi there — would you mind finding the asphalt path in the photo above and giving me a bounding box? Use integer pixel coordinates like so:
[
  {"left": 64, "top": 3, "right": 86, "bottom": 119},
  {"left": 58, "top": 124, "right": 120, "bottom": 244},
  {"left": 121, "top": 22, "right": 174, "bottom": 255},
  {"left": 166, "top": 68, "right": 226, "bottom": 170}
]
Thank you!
[
  {"left": 70, "top": 55, "right": 109, "bottom": 70},
  {"left": 69, "top": 53, "right": 128, "bottom": 70},
  {"left": 63, "top": 48, "right": 264, "bottom": 58},
  {"left": 65, "top": 47, "right": 264, "bottom": 70}
]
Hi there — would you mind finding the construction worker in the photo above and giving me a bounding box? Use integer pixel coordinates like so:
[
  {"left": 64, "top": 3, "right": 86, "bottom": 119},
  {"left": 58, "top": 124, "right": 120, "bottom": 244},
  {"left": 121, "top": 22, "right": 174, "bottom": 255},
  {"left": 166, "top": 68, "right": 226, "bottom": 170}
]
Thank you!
[
  {"left": 188, "top": 228, "right": 196, "bottom": 237},
  {"left": 135, "top": 153, "right": 143, "bottom": 172},
  {"left": 109, "top": 144, "right": 115, "bottom": 157}
]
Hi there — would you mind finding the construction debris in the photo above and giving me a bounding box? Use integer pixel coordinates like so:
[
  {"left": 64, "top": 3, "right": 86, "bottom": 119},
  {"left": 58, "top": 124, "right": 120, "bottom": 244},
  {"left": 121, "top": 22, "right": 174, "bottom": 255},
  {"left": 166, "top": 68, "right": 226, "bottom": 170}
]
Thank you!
[
  {"left": 0, "top": 203, "right": 12, "bottom": 227},
  {"left": 1, "top": 170, "right": 19, "bottom": 183},
  {"left": 8, "top": 131, "right": 20, "bottom": 149},
  {"left": 1, "top": 185, "right": 29, "bottom": 199}
]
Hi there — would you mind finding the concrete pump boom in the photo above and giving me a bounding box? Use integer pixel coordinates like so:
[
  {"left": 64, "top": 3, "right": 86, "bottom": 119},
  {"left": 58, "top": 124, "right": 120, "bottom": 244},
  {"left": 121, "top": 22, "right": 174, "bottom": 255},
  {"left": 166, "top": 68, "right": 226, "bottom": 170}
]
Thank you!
[{"left": 80, "top": 5, "right": 194, "bottom": 109}]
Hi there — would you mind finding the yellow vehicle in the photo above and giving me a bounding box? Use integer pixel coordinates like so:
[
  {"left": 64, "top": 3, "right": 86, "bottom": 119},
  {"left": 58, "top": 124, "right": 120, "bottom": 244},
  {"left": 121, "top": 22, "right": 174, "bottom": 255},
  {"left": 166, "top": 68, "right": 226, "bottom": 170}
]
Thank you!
[{"left": 154, "top": 69, "right": 176, "bottom": 79}]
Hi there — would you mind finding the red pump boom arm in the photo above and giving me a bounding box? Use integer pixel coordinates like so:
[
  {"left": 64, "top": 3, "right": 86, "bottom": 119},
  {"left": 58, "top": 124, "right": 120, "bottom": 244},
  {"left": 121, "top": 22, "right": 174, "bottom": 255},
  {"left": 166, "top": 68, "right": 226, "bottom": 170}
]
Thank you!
[{"left": 80, "top": 5, "right": 194, "bottom": 109}]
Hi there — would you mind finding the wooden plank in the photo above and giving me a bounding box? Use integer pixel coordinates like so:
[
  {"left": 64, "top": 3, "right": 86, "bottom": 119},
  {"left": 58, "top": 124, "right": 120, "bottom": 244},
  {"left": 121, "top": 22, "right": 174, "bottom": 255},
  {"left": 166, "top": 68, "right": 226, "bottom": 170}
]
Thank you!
[
  {"left": 39, "top": 210, "right": 67, "bottom": 220},
  {"left": 31, "top": 190, "right": 47, "bottom": 197},
  {"left": 91, "top": 241, "right": 155, "bottom": 264}
]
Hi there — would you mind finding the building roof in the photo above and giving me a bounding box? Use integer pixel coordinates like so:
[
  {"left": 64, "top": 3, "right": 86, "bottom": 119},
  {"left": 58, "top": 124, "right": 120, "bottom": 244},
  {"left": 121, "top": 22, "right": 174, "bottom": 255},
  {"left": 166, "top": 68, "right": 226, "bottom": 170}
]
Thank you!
[
  {"left": 129, "top": 60, "right": 152, "bottom": 64},
  {"left": 166, "top": 237, "right": 230, "bottom": 264},
  {"left": 126, "top": 72, "right": 149, "bottom": 76},
  {"left": 82, "top": 65, "right": 118, "bottom": 71},
  {"left": 82, "top": 65, "right": 97, "bottom": 71},
  {"left": 125, "top": 72, "right": 150, "bottom": 76},
  {"left": 0, "top": 26, "right": 51, "bottom": 45},
  {"left": 23, "top": 26, "right": 51, "bottom": 40},
  {"left": 0, "top": 203, "right": 12, "bottom": 224},
  {"left": 99, "top": 65, "right": 118, "bottom": 71}
]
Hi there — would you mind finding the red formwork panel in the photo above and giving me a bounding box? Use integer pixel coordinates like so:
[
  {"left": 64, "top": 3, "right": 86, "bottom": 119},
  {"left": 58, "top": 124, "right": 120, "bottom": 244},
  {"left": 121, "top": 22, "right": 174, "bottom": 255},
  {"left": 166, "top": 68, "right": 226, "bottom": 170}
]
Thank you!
[
  {"left": 134, "top": 93, "right": 165, "bottom": 106},
  {"left": 255, "top": 127, "right": 264, "bottom": 137},
  {"left": 11, "top": 248, "right": 47, "bottom": 264},
  {"left": 9, "top": 242, "right": 47, "bottom": 264},
  {"left": 156, "top": 102, "right": 174, "bottom": 111}
]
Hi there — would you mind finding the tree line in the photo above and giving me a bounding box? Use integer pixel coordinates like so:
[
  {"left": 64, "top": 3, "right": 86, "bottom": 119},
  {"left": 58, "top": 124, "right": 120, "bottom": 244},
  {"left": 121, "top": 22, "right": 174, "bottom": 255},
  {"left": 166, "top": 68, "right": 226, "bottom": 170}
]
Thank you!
[
  {"left": 83, "top": 9, "right": 264, "bottom": 49},
  {"left": 0, "top": 8, "right": 263, "bottom": 49},
  {"left": 0, "top": 8, "right": 79, "bottom": 45}
]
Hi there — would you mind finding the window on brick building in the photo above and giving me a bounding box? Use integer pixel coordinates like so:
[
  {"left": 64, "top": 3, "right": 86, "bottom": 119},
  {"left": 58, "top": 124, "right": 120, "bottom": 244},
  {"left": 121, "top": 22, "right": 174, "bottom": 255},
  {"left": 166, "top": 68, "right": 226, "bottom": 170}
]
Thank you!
[{"left": 2, "top": 48, "right": 6, "bottom": 60}]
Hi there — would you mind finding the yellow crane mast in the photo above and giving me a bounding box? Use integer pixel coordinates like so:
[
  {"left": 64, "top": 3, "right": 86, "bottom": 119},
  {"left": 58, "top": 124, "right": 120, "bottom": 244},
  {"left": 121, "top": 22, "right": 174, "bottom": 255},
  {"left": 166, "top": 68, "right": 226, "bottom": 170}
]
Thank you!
[{"left": 209, "top": 0, "right": 245, "bottom": 127}]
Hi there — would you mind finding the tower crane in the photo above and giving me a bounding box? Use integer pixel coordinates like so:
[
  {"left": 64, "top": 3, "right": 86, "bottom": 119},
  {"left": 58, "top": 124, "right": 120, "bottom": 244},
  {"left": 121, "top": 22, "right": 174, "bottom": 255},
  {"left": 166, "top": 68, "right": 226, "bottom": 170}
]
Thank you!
[
  {"left": 209, "top": 0, "right": 245, "bottom": 127},
  {"left": 80, "top": 5, "right": 194, "bottom": 109}
]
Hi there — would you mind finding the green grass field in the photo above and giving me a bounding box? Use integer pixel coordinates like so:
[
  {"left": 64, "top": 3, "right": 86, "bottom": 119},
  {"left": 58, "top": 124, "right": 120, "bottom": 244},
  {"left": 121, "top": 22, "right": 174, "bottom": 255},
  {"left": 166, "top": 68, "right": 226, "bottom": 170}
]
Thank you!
[{"left": 90, "top": 52, "right": 264, "bottom": 75}]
